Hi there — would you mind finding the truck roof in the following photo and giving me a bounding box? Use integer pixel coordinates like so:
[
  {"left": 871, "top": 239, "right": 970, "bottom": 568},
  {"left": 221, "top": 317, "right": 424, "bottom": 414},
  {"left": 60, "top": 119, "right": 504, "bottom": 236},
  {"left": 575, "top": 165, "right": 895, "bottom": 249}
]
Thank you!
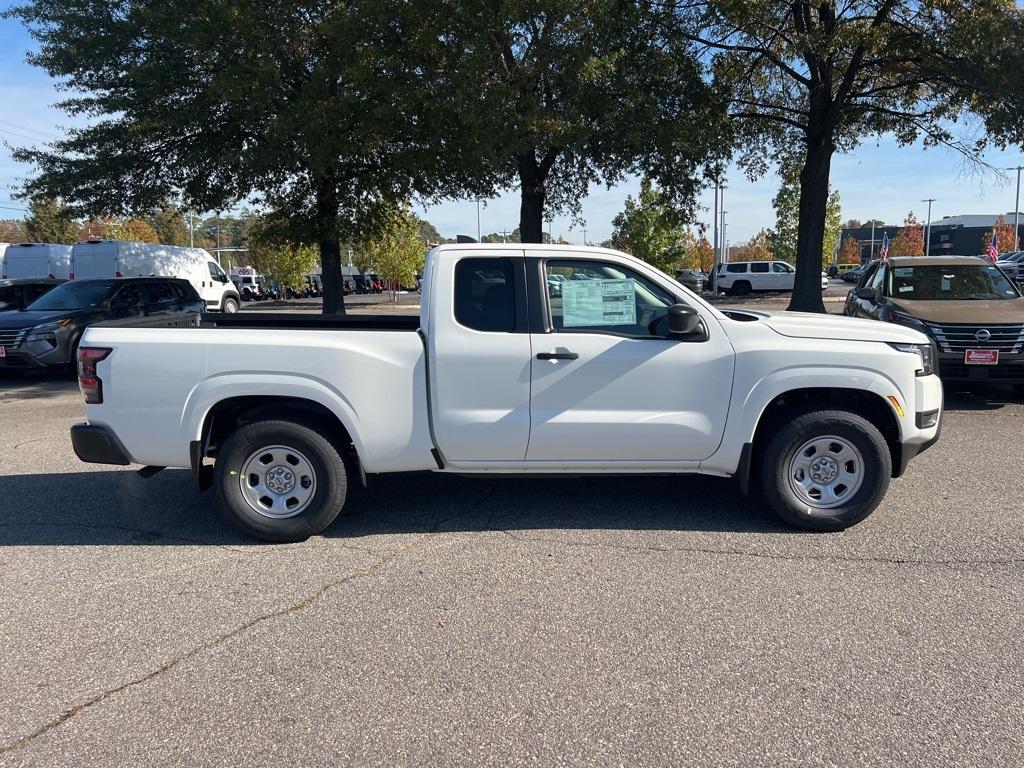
[
  {"left": 432, "top": 243, "right": 617, "bottom": 253},
  {"left": 878, "top": 256, "right": 994, "bottom": 267}
]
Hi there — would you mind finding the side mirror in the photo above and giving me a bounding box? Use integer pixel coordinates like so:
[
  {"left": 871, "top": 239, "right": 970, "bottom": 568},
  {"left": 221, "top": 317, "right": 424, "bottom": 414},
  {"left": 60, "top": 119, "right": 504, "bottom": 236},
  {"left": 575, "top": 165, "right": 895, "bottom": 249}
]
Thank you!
[
  {"left": 667, "top": 304, "right": 701, "bottom": 336},
  {"left": 856, "top": 287, "right": 877, "bottom": 302}
]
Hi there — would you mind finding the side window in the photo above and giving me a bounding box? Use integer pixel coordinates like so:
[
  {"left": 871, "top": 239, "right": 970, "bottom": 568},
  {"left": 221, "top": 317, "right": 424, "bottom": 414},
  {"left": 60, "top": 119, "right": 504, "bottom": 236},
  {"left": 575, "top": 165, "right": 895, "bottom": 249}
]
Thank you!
[
  {"left": 112, "top": 283, "right": 142, "bottom": 310},
  {"left": 545, "top": 259, "right": 679, "bottom": 338},
  {"left": 750, "top": 263, "right": 769, "bottom": 273},
  {"left": 454, "top": 258, "right": 516, "bottom": 333},
  {"left": 858, "top": 264, "right": 878, "bottom": 289},
  {"left": 147, "top": 281, "right": 177, "bottom": 305},
  {"left": 208, "top": 262, "right": 226, "bottom": 281},
  {"left": 772, "top": 262, "right": 793, "bottom": 273},
  {"left": 870, "top": 264, "right": 886, "bottom": 293},
  {"left": 726, "top": 263, "right": 747, "bottom": 274}
]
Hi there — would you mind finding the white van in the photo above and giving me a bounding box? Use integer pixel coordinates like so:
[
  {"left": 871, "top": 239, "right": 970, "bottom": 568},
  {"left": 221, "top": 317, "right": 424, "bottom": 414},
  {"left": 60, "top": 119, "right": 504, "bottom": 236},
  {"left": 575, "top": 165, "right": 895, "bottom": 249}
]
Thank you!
[
  {"left": 716, "top": 261, "right": 829, "bottom": 296},
  {"left": 71, "top": 240, "right": 241, "bottom": 312},
  {"left": 1, "top": 242, "right": 72, "bottom": 279}
]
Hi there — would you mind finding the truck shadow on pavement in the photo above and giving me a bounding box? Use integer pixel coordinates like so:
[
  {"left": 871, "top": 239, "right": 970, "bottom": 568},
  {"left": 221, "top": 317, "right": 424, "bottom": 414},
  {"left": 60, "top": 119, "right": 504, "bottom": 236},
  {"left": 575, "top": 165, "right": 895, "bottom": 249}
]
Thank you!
[{"left": 0, "top": 467, "right": 790, "bottom": 546}]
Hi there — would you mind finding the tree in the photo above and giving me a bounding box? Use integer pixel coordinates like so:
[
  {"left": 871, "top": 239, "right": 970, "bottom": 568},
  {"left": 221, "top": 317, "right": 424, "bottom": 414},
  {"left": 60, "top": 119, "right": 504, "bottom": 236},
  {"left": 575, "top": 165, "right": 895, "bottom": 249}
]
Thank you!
[
  {"left": 0, "top": 220, "right": 28, "bottom": 243},
  {"left": 24, "top": 197, "right": 78, "bottom": 243},
  {"left": 431, "top": 1, "right": 730, "bottom": 243},
  {"left": 863, "top": 219, "right": 886, "bottom": 228},
  {"left": 771, "top": 163, "right": 841, "bottom": 265},
  {"left": 247, "top": 219, "right": 320, "bottom": 293},
  {"left": 10, "top": 2, "right": 450, "bottom": 315},
  {"left": 838, "top": 236, "right": 860, "bottom": 265},
  {"left": 416, "top": 217, "right": 449, "bottom": 246},
  {"left": 844, "top": 219, "right": 862, "bottom": 229},
  {"left": 890, "top": 212, "right": 923, "bottom": 257},
  {"left": 104, "top": 218, "right": 159, "bottom": 243},
  {"left": 355, "top": 205, "right": 425, "bottom": 298},
  {"left": 735, "top": 228, "right": 774, "bottom": 261},
  {"left": 671, "top": 1, "right": 1024, "bottom": 312},
  {"left": 148, "top": 205, "right": 191, "bottom": 246},
  {"left": 692, "top": 235, "right": 715, "bottom": 272},
  {"left": 609, "top": 181, "right": 689, "bottom": 273},
  {"left": 982, "top": 215, "right": 1017, "bottom": 254}
]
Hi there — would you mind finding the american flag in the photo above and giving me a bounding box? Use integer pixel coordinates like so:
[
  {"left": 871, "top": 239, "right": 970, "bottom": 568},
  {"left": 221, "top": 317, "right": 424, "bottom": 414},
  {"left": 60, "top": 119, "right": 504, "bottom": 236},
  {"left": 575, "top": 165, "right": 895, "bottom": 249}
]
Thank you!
[
  {"left": 878, "top": 232, "right": 890, "bottom": 262},
  {"left": 985, "top": 231, "right": 999, "bottom": 262}
]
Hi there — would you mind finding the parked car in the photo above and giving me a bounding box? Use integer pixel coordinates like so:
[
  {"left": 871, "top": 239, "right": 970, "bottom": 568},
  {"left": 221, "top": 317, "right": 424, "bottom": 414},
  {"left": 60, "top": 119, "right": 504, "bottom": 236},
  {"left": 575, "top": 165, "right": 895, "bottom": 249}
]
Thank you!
[
  {"left": 1, "top": 242, "right": 72, "bottom": 280},
  {"left": 231, "top": 267, "right": 266, "bottom": 301},
  {"left": 673, "top": 269, "right": 706, "bottom": 294},
  {"left": 843, "top": 256, "right": 1024, "bottom": 395},
  {"left": 0, "top": 278, "right": 65, "bottom": 312},
  {"left": 716, "top": 261, "right": 828, "bottom": 295},
  {"left": 0, "top": 277, "right": 203, "bottom": 374},
  {"left": 72, "top": 240, "right": 240, "bottom": 313},
  {"left": 69, "top": 244, "right": 941, "bottom": 542},
  {"left": 842, "top": 265, "right": 866, "bottom": 284}
]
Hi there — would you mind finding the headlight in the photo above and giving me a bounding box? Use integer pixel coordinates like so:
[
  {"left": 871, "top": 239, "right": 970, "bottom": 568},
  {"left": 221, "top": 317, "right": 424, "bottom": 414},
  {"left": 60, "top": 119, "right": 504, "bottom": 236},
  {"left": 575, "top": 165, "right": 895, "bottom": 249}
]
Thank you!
[
  {"left": 26, "top": 319, "right": 71, "bottom": 341},
  {"left": 888, "top": 342, "right": 935, "bottom": 377},
  {"left": 889, "top": 311, "right": 926, "bottom": 329}
]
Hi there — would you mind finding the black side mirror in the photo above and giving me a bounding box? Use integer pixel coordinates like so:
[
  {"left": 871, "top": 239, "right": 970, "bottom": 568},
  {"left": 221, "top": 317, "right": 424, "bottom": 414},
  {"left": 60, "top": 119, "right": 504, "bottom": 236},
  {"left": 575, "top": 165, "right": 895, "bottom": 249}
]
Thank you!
[
  {"left": 667, "top": 304, "right": 701, "bottom": 336},
  {"left": 856, "top": 287, "right": 876, "bottom": 302}
]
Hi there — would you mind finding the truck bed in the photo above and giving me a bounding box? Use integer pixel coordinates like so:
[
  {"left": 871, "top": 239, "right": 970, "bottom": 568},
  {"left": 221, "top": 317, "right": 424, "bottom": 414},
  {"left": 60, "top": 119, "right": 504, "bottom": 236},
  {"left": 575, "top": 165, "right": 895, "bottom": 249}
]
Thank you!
[{"left": 200, "top": 312, "right": 420, "bottom": 332}]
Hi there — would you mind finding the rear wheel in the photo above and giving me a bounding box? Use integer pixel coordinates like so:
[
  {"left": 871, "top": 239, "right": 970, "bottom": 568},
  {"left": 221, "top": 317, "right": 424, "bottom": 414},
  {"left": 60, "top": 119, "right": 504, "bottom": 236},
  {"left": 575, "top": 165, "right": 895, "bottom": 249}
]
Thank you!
[
  {"left": 214, "top": 419, "right": 348, "bottom": 542},
  {"left": 759, "top": 409, "right": 891, "bottom": 532},
  {"left": 730, "top": 281, "right": 752, "bottom": 297}
]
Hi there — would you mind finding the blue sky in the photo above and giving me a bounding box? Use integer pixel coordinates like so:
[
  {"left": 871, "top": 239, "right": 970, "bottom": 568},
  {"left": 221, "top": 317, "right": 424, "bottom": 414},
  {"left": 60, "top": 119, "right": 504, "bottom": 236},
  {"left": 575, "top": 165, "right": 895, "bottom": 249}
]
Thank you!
[{"left": 4, "top": 15, "right": 1024, "bottom": 246}]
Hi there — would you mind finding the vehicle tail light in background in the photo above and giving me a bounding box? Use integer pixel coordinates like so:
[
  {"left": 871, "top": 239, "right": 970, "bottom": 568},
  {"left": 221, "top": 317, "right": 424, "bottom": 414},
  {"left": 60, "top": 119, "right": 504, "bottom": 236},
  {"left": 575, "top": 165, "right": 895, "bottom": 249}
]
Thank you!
[{"left": 78, "top": 347, "right": 112, "bottom": 404}]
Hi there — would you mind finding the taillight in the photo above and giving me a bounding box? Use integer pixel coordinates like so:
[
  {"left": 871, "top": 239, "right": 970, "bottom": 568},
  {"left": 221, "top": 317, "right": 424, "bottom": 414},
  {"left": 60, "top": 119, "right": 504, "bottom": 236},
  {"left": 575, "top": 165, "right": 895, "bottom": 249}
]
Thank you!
[{"left": 78, "top": 347, "right": 112, "bottom": 404}]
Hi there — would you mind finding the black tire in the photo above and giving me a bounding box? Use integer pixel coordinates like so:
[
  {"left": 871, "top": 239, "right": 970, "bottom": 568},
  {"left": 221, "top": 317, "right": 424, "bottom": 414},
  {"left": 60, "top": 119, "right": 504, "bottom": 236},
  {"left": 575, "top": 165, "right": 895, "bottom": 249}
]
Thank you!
[
  {"left": 222, "top": 296, "right": 239, "bottom": 314},
  {"left": 730, "top": 281, "right": 752, "bottom": 297},
  {"left": 759, "top": 408, "right": 891, "bottom": 532},
  {"left": 213, "top": 419, "right": 348, "bottom": 542}
]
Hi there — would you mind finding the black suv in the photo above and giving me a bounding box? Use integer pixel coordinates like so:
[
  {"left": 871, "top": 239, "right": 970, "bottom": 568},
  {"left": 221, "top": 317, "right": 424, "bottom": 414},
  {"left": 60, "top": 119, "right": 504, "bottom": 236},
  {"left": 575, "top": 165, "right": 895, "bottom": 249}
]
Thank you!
[
  {"left": 0, "top": 277, "right": 203, "bottom": 373},
  {"left": 0, "top": 278, "right": 65, "bottom": 312}
]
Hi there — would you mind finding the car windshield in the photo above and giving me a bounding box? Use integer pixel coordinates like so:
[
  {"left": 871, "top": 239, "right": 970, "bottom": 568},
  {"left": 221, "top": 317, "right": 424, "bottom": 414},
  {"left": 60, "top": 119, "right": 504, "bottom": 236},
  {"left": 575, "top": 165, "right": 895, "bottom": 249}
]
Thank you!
[
  {"left": 888, "top": 264, "right": 1019, "bottom": 301},
  {"left": 25, "top": 280, "right": 117, "bottom": 310}
]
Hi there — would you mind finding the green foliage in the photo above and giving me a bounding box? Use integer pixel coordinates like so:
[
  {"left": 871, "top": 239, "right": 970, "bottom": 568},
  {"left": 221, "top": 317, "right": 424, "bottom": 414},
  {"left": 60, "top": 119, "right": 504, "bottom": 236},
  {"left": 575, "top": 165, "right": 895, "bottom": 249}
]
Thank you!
[
  {"left": 146, "top": 205, "right": 191, "bottom": 246},
  {"left": 247, "top": 228, "right": 320, "bottom": 292},
  {"left": 771, "top": 163, "right": 841, "bottom": 265},
  {"left": 610, "top": 181, "right": 690, "bottom": 273},
  {"left": 355, "top": 205, "right": 426, "bottom": 291},
  {"left": 671, "top": 1, "right": 1024, "bottom": 311},
  {"left": 24, "top": 197, "right": 77, "bottom": 244},
  {"left": 735, "top": 229, "right": 774, "bottom": 261}
]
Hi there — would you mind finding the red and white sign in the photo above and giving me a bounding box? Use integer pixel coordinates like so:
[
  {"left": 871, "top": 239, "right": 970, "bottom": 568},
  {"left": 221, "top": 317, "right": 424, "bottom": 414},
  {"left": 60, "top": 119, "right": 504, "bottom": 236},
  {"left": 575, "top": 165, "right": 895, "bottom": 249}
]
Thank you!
[
  {"left": 0, "top": 346, "right": 6, "bottom": 358},
  {"left": 965, "top": 348, "right": 999, "bottom": 365}
]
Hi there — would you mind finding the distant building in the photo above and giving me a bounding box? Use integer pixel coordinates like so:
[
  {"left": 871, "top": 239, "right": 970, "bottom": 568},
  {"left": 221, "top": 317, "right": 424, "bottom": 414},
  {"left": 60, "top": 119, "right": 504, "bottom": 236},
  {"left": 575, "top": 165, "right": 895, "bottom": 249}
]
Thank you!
[{"left": 838, "top": 224, "right": 901, "bottom": 263}]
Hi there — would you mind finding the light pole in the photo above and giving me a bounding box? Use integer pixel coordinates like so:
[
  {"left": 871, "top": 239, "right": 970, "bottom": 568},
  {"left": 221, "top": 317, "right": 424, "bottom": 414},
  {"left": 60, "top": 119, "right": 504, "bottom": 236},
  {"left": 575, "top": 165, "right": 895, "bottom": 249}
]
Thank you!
[
  {"left": 476, "top": 199, "right": 481, "bottom": 242},
  {"left": 921, "top": 199, "right": 936, "bottom": 256},
  {"left": 870, "top": 220, "right": 876, "bottom": 261},
  {"left": 1007, "top": 166, "right": 1024, "bottom": 250},
  {"left": 721, "top": 211, "right": 728, "bottom": 263},
  {"left": 711, "top": 179, "right": 720, "bottom": 292}
]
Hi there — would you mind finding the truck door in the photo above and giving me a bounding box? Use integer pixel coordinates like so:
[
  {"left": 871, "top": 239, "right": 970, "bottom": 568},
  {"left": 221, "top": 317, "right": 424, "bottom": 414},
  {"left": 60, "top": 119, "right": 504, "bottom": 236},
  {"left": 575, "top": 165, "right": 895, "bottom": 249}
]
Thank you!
[
  {"left": 527, "top": 256, "right": 734, "bottom": 463},
  {"left": 428, "top": 253, "right": 532, "bottom": 463}
]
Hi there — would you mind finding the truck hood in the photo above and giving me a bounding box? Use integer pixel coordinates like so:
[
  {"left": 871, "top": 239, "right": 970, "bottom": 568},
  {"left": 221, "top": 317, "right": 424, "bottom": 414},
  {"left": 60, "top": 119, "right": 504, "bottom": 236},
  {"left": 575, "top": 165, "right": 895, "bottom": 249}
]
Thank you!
[
  {"left": 751, "top": 309, "right": 929, "bottom": 344},
  {"left": 887, "top": 298, "right": 1024, "bottom": 324}
]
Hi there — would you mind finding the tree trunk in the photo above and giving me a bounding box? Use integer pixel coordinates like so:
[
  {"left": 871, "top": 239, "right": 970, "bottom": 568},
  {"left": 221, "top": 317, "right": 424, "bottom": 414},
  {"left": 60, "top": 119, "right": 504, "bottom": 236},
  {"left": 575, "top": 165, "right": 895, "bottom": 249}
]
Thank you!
[
  {"left": 315, "top": 175, "right": 345, "bottom": 315},
  {"left": 517, "top": 153, "right": 546, "bottom": 244},
  {"left": 787, "top": 129, "right": 834, "bottom": 314}
]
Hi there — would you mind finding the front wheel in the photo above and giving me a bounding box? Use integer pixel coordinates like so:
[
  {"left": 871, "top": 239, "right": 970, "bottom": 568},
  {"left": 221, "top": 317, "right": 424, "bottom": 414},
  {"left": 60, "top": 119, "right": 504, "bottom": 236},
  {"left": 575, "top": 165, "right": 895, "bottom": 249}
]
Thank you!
[
  {"left": 759, "top": 409, "right": 891, "bottom": 532},
  {"left": 222, "top": 296, "right": 239, "bottom": 314},
  {"left": 214, "top": 419, "right": 348, "bottom": 542}
]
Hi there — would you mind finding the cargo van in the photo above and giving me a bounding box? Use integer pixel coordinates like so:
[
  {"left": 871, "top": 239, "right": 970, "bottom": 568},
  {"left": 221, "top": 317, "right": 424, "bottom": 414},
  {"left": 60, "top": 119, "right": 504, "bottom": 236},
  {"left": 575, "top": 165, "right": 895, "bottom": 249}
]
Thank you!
[
  {"left": 1, "top": 242, "right": 72, "bottom": 280},
  {"left": 71, "top": 240, "right": 241, "bottom": 312}
]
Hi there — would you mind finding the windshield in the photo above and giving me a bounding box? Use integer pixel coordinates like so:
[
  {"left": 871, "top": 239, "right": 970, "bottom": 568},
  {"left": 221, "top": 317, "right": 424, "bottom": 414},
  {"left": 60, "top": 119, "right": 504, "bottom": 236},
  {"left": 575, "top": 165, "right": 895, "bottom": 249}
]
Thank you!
[
  {"left": 888, "top": 264, "right": 1020, "bottom": 301},
  {"left": 26, "top": 280, "right": 117, "bottom": 310}
]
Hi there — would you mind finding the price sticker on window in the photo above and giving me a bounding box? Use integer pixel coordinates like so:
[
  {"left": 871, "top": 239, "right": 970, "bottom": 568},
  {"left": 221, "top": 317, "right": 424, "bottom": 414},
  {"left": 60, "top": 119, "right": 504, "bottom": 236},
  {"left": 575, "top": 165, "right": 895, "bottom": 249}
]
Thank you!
[{"left": 561, "top": 279, "right": 636, "bottom": 327}]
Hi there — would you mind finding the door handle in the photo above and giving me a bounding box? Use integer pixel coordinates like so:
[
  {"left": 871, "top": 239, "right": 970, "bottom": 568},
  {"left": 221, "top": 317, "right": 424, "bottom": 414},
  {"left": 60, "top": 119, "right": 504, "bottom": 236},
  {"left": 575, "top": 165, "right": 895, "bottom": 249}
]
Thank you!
[{"left": 537, "top": 351, "right": 579, "bottom": 361}]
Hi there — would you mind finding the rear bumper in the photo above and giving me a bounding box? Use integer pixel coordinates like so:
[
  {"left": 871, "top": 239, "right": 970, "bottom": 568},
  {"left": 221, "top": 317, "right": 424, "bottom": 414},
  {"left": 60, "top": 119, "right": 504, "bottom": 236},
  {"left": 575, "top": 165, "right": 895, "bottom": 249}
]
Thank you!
[{"left": 70, "top": 423, "right": 132, "bottom": 465}]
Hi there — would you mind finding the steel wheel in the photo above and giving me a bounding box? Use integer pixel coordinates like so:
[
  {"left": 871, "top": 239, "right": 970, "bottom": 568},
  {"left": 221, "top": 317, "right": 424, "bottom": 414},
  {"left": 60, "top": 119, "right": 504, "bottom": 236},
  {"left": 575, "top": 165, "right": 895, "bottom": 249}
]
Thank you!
[
  {"left": 239, "top": 444, "right": 317, "bottom": 519},
  {"left": 787, "top": 435, "right": 865, "bottom": 513}
]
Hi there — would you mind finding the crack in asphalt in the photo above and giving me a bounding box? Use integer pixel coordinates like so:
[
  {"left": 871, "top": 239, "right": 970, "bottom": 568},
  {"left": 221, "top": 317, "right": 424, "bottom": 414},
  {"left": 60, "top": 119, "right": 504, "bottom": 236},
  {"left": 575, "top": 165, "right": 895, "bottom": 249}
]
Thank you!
[
  {"left": 494, "top": 528, "right": 1024, "bottom": 568},
  {"left": 0, "top": 482, "right": 503, "bottom": 755},
  {"left": 0, "top": 521, "right": 256, "bottom": 554}
]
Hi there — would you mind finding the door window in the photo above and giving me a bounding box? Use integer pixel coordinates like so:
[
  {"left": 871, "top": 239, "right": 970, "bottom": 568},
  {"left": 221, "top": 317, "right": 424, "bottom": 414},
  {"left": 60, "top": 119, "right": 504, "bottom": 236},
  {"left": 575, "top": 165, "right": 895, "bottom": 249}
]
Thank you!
[
  {"left": 726, "top": 263, "right": 747, "bottom": 273},
  {"left": 453, "top": 258, "right": 516, "bottom": 332},
  {"left": 544, "top": 260, "right": 679, "bottom": 338},
  {"left": 772, "top": 262, "right": 794, "bottom": 273},
  {"left": 858, "top": 263, "right": 878, "bottom": 288},
  {"left": 111, "top": 283, "right": 142, "bottom": 312},
  {"left": 750, "top": 263, "right": 769, "bottom": 273},
  {"left": 146, "top": 280, "right": 177, "bottom": 305},
  {"left": 208, "top": 262, "right": 227, "bottom": 282},
  {"left": 869, "top": 264, "right": 886, "bottom": 293}
]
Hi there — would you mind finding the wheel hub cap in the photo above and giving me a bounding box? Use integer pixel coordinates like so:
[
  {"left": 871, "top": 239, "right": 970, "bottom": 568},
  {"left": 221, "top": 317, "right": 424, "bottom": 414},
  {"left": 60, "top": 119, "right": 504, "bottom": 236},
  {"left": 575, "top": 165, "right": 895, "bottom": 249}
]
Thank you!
[
  {"left": 239, "top": 445, "right": 317, "bottom": 519},
  {"left": 788, "top": 435, "right": 865, "bottom": 513}
]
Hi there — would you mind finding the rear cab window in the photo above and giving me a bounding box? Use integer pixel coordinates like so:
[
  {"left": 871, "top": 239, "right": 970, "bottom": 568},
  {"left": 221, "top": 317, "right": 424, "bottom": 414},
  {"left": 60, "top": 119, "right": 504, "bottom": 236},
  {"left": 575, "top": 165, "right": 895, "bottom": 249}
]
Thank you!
[{"left": 454, "top": 258, "right": 516, "bottom": 332}]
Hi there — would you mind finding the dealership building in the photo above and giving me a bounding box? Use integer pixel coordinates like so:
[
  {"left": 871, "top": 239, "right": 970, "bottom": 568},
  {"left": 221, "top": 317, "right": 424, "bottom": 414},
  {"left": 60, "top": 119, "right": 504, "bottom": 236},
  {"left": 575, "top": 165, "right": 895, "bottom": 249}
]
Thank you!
[{"left": 839, "top": 212, "right": 1024, "bottom": 263}]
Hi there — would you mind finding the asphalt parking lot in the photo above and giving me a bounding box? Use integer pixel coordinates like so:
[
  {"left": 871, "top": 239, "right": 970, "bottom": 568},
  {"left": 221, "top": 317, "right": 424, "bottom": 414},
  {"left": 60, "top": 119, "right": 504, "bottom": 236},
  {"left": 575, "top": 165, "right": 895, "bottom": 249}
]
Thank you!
[{"left": 1, "top": 356, "right": 1021, "bottom": 767}]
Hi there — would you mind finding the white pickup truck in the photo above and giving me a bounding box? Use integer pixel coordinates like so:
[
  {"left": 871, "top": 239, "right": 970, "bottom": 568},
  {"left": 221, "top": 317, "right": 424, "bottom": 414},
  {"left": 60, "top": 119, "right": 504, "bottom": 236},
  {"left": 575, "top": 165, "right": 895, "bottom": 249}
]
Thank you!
[{"left": 70, "top": 244, "right": 942, "bottom": 542}]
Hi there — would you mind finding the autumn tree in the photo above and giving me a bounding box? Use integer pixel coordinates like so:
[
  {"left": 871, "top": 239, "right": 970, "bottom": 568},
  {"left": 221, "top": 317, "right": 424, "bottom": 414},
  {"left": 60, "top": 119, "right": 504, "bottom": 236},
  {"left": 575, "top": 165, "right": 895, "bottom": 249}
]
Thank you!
[
  {"left": 981, "top": 215, "right": 1017, "bottom": 254},
  {"left": 0, "top": 220, "right": 28, "bottom": 243},
  {"left": 889, "top": 212, "right": 924, "bottom": 257},
  {"left": 838, "top": 236, "right": 860, "bottom": 265},
  {"left": 735, "top": 229, "right": 774, "bottom": 261},
  {"left": 24, "top": 197, "right": 77, "bottom": 243},
  {"left": 668, "top": 1, "right": 1024, "bottom": 312},
  {"left": 692, "top": 235, "right": 715, "bottom": 272},
  {"left": 147, "top": 205, "right": 191, "bottom": 246}
]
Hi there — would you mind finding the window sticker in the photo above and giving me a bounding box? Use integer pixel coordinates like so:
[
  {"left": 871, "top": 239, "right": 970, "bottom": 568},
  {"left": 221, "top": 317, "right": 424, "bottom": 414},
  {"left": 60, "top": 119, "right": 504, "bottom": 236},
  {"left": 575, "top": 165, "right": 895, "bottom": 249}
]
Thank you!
[
  {"left": 894, "top": 268, "right": 913, "bottom": 277},
  {"left": 561, "top": 278, "right": 637, "bottom": 326},
  {"left": 897, "top": 285, "right": 913, "bottom": 293}
]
